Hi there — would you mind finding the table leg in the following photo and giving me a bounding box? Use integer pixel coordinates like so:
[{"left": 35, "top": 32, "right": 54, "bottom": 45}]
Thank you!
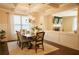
[{"left": 27, "top": 41, "right": 33, "bottom": 49}]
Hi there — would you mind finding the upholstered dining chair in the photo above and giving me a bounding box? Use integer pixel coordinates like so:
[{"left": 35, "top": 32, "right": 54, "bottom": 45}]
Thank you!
[
  {"left": 20, "top": 29, "right": 26, "bottom": 35},
  {"left": 33, "top": 32, "right": 45, "bottom": 53},
  {"left": 16, "top": 31, "right": 28, "bottom": 49},
  {"left": 16, "top": 31, "right": 20, "bottom": 45}
]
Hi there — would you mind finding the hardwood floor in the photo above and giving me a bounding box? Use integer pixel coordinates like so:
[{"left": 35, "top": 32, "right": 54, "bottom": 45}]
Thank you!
[
  {"left": 0, "top": 42, "right": 9, "bottom": 55},
  {"left": 45, "top": 40, "right": 79, "bottom": 55},
  {"left": 0, "top": 40, "right": 79, "bottom": 55},
  {"left": 0, "top": 40, "right": 17, "bottom": 55}
]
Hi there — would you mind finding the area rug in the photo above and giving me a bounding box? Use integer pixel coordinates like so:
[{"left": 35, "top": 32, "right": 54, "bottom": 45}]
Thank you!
[{"left": 7, "top": 41, "right": 59, "bottom": 55}]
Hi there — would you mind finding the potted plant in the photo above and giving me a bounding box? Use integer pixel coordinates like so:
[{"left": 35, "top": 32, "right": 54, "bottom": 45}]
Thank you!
[{"left": 0, "top": 30, "right": 6, "bottom": 39}]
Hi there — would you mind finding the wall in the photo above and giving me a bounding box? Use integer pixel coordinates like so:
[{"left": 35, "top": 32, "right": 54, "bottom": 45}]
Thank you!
[
  {"left": 30, "top": 12, "right": 40, "bottom": 26},
  {"left": 44, "top": 15, "right": 53, "bottom": 31},
  {"left": 77, "top": 5, "right": 79, "bottom": 50},
  {"left": 0, "top": 10, "right": 11, "bottom": 41},
  {"left": 62, "top": 16, "right": 74, "bottom": 32}
]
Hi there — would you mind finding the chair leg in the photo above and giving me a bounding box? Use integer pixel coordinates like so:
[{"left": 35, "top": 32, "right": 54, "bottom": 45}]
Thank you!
[
  {"left": 18, "top": 42, "right": 21, "bottom": 47},
  {"left": 17, "top": 41, "right": 18, "bottom": 44},
  {"left": 17, "top": 41, "right": 19, "bottom": 45},
  {"left": 21, "top": 43, "right": 23, "bottom": 50},
  {"left": 42, "top": 44, "right": 44, "bottom": 51},
  {"left": 35, "top": 45, "right": 37, "bottom": 53}
]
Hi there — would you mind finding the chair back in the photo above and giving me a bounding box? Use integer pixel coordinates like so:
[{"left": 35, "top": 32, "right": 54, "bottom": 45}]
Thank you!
[
  {"left": 16, "top": 31, "right": 28, "bottom": 43},
  {"left": 16, "top": 31, "right": 22, "bottom": 41},
  {"left": 20, "top": 29, "right": 26, "bottom": 35},
  {"left": 36, "top": 32, "right": 45, "bottom": 42},
  {"left": 16, "top": 31, "right": 20, "bottom": 40}
]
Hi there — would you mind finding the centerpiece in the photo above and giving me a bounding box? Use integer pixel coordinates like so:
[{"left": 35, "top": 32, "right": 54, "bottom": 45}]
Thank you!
[{"left": 32, "top": 26, "right": 42, "bottom": 34}]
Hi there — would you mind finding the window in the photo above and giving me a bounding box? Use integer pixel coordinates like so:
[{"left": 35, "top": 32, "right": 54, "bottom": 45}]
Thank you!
[
  {"left": 13, "top": 15, "right": 31, "bottom": 33},
  {"left": 21, "top": 16, "right": 29, "bottom": 29},
  {"left": 73, "top": 17, "right": 77, "bottom": 32},
  {"left": 13, "top": 15, "right": 21, "bottom": 33}
]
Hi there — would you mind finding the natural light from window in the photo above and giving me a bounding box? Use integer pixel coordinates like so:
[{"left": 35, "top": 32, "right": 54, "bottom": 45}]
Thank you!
[{"left": 13, "top": 15, "right": 32, "bottom": 33}]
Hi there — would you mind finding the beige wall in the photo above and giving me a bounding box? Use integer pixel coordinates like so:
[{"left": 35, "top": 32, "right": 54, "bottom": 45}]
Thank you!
[
  {"left": 77, "top": 5, "right": 79, "bottom": 50},
  {"left": 62, "top": 16, "right": 74, "bottom": 32},
  {"left": 44, "top": 15, "right": 53, "bottom": 31},
  {"left": 30, "top": 12, "right": 40, "bottom": 26},
  {"left": 0, "top": 10, "right": 11, "bottom": 41}
]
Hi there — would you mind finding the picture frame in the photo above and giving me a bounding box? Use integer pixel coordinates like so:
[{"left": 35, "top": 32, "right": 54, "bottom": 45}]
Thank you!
[{"left": 53, "top": 16, "right": 62, "bottom": 24}]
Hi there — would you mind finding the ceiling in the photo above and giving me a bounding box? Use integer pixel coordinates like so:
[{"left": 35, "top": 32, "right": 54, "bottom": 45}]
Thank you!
[
  {"left": 0, "top": 3, "right": 78, "bottom": 15},
  {"left": 52, "top": 8, "right": 77, "bottom": 17}
]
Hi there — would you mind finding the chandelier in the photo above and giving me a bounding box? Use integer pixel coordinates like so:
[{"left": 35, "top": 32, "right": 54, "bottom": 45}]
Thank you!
[{"left": 27, "top": 3, "right": 35, "bottom": 21}]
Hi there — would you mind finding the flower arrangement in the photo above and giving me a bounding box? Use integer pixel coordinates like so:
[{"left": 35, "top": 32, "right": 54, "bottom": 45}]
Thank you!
[
  {"left": 0, "top": 30, "right": 6, "bottom": 39},
  {"left": 32, "top": 26, "right": 42, "bottom": 32}
]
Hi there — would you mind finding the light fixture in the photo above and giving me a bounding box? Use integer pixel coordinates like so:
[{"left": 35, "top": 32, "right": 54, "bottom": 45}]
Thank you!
[{"left": 27, "top": 4, "right": 35, "bottom": 21}]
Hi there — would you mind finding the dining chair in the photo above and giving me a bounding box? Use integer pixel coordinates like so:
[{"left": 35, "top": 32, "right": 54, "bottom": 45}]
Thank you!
[
  {"left": 33, "top": 32, "right": 45, "bottom": 53},
  {"left": 16, "top": 31, "right": 19, "bottom": 44},
  {"left": 20, "top": 29, "right": 26, "bottom": 35},
  {"left": 16, "top": 31, "right": 28, "bottom": 49}
]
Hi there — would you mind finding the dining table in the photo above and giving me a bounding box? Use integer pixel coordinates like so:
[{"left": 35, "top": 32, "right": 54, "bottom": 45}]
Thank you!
[{"left": 22, "top": 33, "right": 36, "bottom": 49}]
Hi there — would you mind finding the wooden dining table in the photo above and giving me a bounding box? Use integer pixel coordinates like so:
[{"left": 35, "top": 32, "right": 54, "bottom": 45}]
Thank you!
[{"left": 22, "top": 33, "right": 36, "bottom": 49}]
